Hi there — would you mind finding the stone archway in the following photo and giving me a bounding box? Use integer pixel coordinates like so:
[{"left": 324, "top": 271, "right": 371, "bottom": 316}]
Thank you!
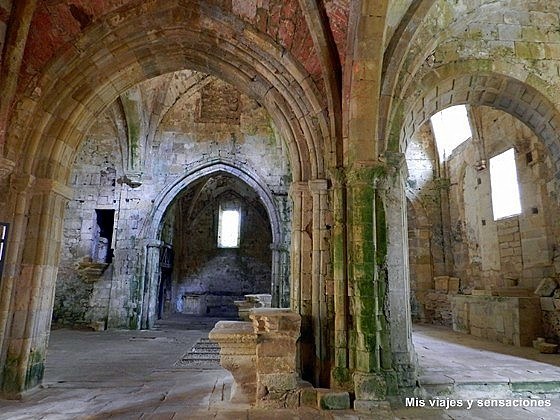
[
  {"left": 380, "top": 66, "right": 560, "bottom": 392},
  {"left": 139, "top": 160, "right": 289, "bottom": 329},
  {"left": 0, "top": 1, "right": 334, "bottom": 396},
  {"left": 385, "top": 66, "right": 560, "bottom": 365},
  {"left": 396, "top": 68, "right": 560, "bottom": 180}
]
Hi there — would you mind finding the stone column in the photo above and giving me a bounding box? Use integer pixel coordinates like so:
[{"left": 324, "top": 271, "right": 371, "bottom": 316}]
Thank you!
[
  {"left": 273, "top": 193, "right": 292, "bottom": 309},
  {"left": 250, "top": 308, "right": 302, "bottom": 408},
  {"left": 1, "top": 177, "right": 71, "bottom": 397},
  {"left": 381, "top": 152, "right": 417, "bottom": 392},
  {"left": 346, "top": 163, "right": 392, "bottom": 408},
  {"left": 0, "top": 173, "right": 33, "bottom": 393},
  {"left": 140, "top": 239, "right": 162, "bottom": 329},
  {"left": 308, "top": 179, "right": 330, "bottom": 386},
  {"left": 270, "top": 242, "right": 281, "bottom": 308},
  {"left": 288, "top": 181, "right": 314, "bottom": 381},
  {"left": 329, "top": 168, "right": 351, "bottom": 390}
]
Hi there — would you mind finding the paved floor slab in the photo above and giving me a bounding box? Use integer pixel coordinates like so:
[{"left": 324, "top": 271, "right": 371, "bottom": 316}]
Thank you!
[{"left": 1, "top": 319, "right": 559, "bottom": 419}]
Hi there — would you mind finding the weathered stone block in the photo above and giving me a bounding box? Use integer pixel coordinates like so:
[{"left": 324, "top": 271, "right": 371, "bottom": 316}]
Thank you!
[
  {"left": 471, "top": 289, "right": 492, "bottom": 296},
  {"left": 434, "top": 276, "right": 449, "bottom": 292},
  {"left": 299, "top": 386, "right": 317, "bottom": 407},
  {"left": 448, "top": 277, "right": 460, "bottom": 294},
  {"left": 353, "top": 372, "right": 386, "bottom": 401},
  {"left": 541, "top": 297, "right": 555, "bottom": 311},
  {"left": 534, "top": 277, "right": 558, "bottom": 297},
  {"left": 258, "top": 372, "right": 298, "bottom": 393},
  {"left": 209, "top": 321, "right": 257, "bottom": 403},
  {"left": 316, "top": 388, "right": 351, "bottom": 410},
  {"left": 537, "top": 342, "right": 558, "bottom": 354}
]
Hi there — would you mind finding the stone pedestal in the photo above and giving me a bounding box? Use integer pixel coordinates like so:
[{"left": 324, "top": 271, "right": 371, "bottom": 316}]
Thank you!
[
  {"left": 209, "top": 309, "right": 304, "bottom": 408},
  {"left": 250, "top": 308, "right": 301, "bottom": 408},
  {"left": 208, "top": 321, "right": 257, "bottom": 403}
]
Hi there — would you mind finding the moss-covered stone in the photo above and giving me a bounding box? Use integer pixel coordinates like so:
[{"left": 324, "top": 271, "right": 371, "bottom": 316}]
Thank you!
[{"left": 353, "top": 371, "right": 387, "bottom": 401}]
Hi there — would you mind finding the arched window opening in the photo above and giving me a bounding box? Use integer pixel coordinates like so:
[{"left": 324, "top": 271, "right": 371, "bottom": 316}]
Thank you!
[
  {"left": 430, "top": 105, "right": 472, "bottom": 161},
  {"left": 218, "top": 207, "right": 241, "bottom": 248},
  {"left": 489, "top": 148, "right": 522, "bottom": 220}
]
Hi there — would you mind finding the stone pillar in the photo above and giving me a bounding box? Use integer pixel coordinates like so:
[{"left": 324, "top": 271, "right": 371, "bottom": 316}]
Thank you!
[
  {"left": 289, "top": 181, "right": 314, "bottom": 381},
  {"left": 382, "top": 152, "right": 417, "bottom": 392},
  {"left": 277, "top": 244, "right": 291, "bottom": 308},
  {"left": 250, "top": 308, "right": 302, "bottom": 408},
  {"left": 273, "top": 193, "right": 292, "bottom": 309},
  {"left": 0, "top": 173, "right": 33, "bottom": 394},
  {"left": 308, "top": 179, "right": 330, "bottom": 386},
  {"left": 0, "top": 177, "right": 71, "bottom": 397},
  {"left": 208, "top": 321, "right": 257, "bottom": 403},
  {"left": 270, "top": 242, "right": 281, "bottom": 308},
  {"left": 346, "top": 163, "right": 391, "bottom": 407},
  {"left": 329, "top": 168, "right": 351, "bottom": 390},
  {"left": 140, "top": 239, "right": 162, "bottom": 329}
]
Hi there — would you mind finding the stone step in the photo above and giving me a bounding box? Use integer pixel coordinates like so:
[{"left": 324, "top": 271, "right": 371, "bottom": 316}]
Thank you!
[
  {"left": 421, "top": 377, "right": 560, "bottom": 400},
  {"left": 182, "top": 353, "right": 220, "bottom": 361},
  {"left": 192, "top": 343, "right": 220, "bottom": 350},
  {"left": 176, "top": 337, "right": 221, "bottom": 367}
]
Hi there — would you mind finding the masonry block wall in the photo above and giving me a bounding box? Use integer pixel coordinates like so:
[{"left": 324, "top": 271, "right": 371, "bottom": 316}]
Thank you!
[
  {"left": 54, "top": 72, "right": 292, "bottom": 329},
  {"left": 407, "top": 106, "right": 560, "bottom": 339},
  {"left": 447, "top": 107, "right": 559, "bottom": 291},
  {"left": 168, "top": 175, "right": 273, "bottom": 318}
]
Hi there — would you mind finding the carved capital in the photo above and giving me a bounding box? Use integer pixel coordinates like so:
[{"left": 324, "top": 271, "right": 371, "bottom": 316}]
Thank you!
[
  {"left": 346, "top": 160, "right": 387, "bottom": 185},
  {"left": 10, "top": 173, "right": 35, "bottom": 193},
  {"left": 308, "top": 178, "right": 329, "bottom": 194},
  {"left": 34, "top": 178, "right": 74, "bottom": 200},
  {"left": 382, "top": 151, "right": 406, "bottom": 170},
  {"left": 146, "top": 239, "right": 164, "bottom": 248},
  {"left": 328, "top": 167, "right": 346, "bottom": 186},
  {"left": 0, "top": 157, "right": 15, "bottom": 182},
  {"left": 288, "top": 181, "right": 308, "bottom": 198}
]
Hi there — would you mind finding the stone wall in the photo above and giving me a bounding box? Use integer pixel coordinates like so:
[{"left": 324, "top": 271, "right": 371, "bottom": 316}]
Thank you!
[
  {"left": 446, "top": 107, "right": 559, "bottom": 291},
  {"left": 452, "top": 295, "right": 543, "bottom": 347},
  {"left": 406, "top": 105, "right": 560, "bottom": 342},
  {"left": 170, "top": 175, "right": 273, "bottom": 318},
  {"left": 54, "top": 72, "right": 292, "bottom": 329}
]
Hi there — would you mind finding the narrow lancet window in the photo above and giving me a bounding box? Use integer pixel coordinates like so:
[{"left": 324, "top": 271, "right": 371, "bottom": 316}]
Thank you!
[
  {"left": 218, "top": 207, "right": 241, "bottom": 248},
  {"left": 489, "top": 148, "right": 522, "bottom": 220}
]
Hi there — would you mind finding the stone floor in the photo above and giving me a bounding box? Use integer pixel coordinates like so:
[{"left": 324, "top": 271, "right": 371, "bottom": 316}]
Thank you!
[{"left": 0, "top": 317, "right": 559, "bottom": 419}]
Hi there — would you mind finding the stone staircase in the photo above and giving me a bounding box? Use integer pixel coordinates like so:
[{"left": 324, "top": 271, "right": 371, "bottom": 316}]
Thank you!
[{"left": 175, "top": 337, "right": 221, "bottom": 369}]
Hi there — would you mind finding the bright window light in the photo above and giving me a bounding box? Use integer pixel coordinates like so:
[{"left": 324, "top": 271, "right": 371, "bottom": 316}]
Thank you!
[
  {"left": 489, "top": 148, "right": 522, "bottom": 220},
  {"left": 430, "top": 105, "right": 472, "bottom": 161},
  {"left": 218, "top": 209, "right": 240, "bottom": 248},
  {"left": 0, "top": 223, "right": 8, "bottom": 277}
]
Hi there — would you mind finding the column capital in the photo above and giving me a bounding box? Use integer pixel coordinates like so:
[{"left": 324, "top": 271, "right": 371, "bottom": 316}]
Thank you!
[
  {"left": 0, "top": 157, "right": 15, "bottom": 182},
  {"left": 328, "top": 167, "right": 346, "bottom": 186},
  {"left": 288, "top": 181, "right": 308, "bottom": 197},
  {"left": 381, "top": 151, "right": 406, "bottom": 171},
  {"left": 10, "top": 173, "right": 35, "bottom": 193},
  {"left": 146, "top": 239, "right": 164, "bottom": 248},
  {"left": 308, "top": 178, "right": 329, "bottom": 193},
  {"left": 34, "top": 178, "right": 74, "bottom": 200},
  {"left": 346, "top": 160, "right": 387, "bottom": 185}
]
